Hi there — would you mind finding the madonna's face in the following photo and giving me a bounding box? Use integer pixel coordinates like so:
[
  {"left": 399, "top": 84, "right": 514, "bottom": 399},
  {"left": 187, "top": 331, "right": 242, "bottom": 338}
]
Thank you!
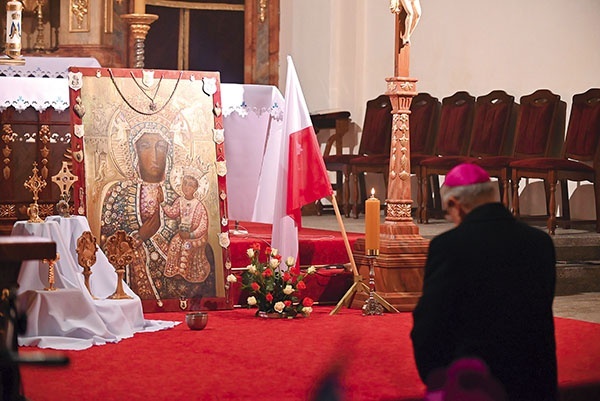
[{"left": 135, "top": 132, "right": 169, "bottom": 183}]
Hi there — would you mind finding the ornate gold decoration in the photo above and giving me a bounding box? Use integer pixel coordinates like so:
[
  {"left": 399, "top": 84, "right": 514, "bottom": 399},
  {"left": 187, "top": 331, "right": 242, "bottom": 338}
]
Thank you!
[
  {"left": 42, "top": 253, "right": 60, "bottom": 291},
  {"left": 104, "top": 230, "right": 134, "bottom": 300},
  {"left": 70, "top": 0, "right": 90, "bottom": 32},
  {"left": 39, "top": 203, "right": 54, "bottom": 217},
  {"left": 73, "top": 96, "right": 86, "bottom": 118},
  {"left": 24, "top": 162, "right": 46, "bottom": 223},
  {"left": 0, "top": 204, "right": 16, "bottom": 218},
  {"left": 259, "top": 0, "right": 267, "bottom": 23},
  {"left": 76, "top": 231, "right": 98, "bottom": 298},
  {"left": 51, "top": 161, "right": 79, "bottom": 217},
  {"left": 2, "top": 124, "right": 15, "bottom": 180},
  {"left": 104, "top": 0, "right": 114, "bottom": 33},
  {"left": 386, "top": 202, "right": 412, "bottom": 220},
  {"left": 38, "top": 125, "right": 51, "bottom": 179}
]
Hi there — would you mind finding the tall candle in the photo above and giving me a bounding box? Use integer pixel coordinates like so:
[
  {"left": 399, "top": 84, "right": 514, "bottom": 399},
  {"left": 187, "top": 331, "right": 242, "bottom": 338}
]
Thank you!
[
  {"left": 5, "top": 0, "right": 22, "bottom": 59},
  {"left": 134, "top": 0, "right": 146, "bottom": 14},
  {"left": 365, "top": 188, "right": 380, "bottom": 255}
]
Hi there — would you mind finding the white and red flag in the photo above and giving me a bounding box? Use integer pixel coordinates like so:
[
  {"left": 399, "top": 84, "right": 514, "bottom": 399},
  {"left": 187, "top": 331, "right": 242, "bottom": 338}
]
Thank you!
[{"left": 271, "top": 56, "right": 333, "bottom": 265}]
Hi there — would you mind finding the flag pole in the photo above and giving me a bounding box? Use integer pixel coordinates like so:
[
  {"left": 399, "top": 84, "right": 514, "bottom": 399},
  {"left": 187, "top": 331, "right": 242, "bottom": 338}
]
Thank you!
[{"left": 329, "top": 195, "right": 370, "bottom": 315}]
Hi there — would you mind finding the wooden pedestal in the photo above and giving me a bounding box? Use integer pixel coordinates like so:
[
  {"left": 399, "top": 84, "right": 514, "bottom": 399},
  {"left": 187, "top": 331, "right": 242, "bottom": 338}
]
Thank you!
[{"left": 351, "top": 221, "right": 429, "bottom": 311}]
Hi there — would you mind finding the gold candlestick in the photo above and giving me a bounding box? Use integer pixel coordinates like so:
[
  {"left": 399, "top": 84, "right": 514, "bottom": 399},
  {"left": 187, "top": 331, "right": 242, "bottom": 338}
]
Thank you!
[
  {"left": 24, "top": 162, "right": 47, "bottom": 223},
  {"left": 42, "top": 253, "right": 60, "bottom": 291},
  {"left": 362, "top": 255, "right": 384, "bottom": 316},
  {"left": 32, "top": 0, "right": 47, "bottom": 52}
]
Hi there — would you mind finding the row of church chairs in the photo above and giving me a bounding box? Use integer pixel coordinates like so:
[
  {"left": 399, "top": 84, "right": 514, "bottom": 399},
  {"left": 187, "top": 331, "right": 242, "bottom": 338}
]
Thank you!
[
  {"left": 322, "top": 88, "right": 600, "bottom": 235},
  {"left": 417, "top": 88, "right": 600, "bottom": 235}
]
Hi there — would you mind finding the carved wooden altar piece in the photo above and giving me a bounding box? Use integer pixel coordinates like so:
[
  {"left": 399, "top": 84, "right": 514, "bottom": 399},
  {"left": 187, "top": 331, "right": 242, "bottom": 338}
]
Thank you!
[{"left": 351, "top": 7, "right": 427, "bottom": 311}]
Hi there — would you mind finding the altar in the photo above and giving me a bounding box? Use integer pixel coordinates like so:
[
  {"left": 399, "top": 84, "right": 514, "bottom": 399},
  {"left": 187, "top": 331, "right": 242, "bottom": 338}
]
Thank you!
[{"left": 12, "top": 216, "right": 178, "bottom": 350}]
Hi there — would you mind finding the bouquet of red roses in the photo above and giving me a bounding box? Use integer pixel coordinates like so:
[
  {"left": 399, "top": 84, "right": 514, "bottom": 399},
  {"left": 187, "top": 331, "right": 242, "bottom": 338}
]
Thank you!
[{"left": 240, "top": 242, "right": 315, "bottom": 317}]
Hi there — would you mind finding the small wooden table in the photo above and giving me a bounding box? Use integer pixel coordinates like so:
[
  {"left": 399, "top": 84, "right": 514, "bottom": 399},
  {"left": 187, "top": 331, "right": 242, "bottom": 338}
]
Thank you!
[{"left": 310, "top": 110, "right": 351, "bottom": 214}]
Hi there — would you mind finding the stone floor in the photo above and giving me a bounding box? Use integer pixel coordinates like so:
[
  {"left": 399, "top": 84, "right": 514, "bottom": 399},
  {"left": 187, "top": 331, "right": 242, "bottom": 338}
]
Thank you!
[{"left": 302, "top": 211, "right": 600, "bottom": 324}]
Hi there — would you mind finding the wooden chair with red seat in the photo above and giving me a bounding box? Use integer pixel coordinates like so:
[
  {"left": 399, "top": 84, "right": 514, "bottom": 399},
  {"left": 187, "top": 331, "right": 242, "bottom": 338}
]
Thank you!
[
  {"left": 349, "top": 92, "right": 440, "bottom": 218},
  {"left": 322, "top": 94, "right": 392, "bottom": 217},
  {"left": 416, "top": 91, "right": 476, "bottom": 223},
  {"left": 419, "top": 90, "right": 516, "bottom": 223},
  {"left": 510, "top": 88, "right": 600, "bottom": 235},
  {"left": 473, "top": 89, "right": 566, "bottom": 210}
]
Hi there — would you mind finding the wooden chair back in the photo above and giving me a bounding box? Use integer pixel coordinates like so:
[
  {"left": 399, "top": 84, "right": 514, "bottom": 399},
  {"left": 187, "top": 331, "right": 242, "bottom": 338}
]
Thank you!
[
  {"left": 409, "top": 92, "right": 440, "bottom": 156},
  {"left": 512, "top": 89, "right": 565, "bottom": 159},
  {"left": 434, "top": 91, "right": 476, "bottom": 156},
  {"left": 468, "top": 90, "right": 516, "bottom": 157},
  {"left": 357, "top": 94, "right": 393, "bottom": 156}
]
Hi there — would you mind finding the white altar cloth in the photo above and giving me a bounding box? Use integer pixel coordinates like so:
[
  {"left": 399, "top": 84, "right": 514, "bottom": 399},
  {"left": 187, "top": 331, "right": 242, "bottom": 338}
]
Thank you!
[
  {"left": 221, "top": 83, "right": 285, "bottom": 223},
  {"left": 13, "top": 216, "right": 178, "bottom": 350},
  {"left": 0, "top": 56, "right": 101, "bottom": 112}
]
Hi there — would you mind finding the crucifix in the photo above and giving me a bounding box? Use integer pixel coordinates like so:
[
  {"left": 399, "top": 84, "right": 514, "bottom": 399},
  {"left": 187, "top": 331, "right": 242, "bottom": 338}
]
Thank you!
[{"left": 350, "top": 1, "right": 429, "bottom": 312}]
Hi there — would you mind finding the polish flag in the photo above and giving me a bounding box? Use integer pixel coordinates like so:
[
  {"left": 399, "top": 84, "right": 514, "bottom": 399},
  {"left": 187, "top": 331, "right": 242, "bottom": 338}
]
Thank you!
[{"left": 271, "top": 56, "right": 333, "bottom": 265}]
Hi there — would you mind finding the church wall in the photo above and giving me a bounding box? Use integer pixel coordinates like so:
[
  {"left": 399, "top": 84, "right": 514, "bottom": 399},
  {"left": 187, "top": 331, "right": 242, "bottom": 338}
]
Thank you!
[{"left": 280, "top": 0, "right": 600, "bottom": 219}]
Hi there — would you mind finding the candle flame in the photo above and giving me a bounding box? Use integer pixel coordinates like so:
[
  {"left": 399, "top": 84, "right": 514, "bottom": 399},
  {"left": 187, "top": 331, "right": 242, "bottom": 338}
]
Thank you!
[{"left": 371, "top": 188, "right": 375, "bottom": 197}]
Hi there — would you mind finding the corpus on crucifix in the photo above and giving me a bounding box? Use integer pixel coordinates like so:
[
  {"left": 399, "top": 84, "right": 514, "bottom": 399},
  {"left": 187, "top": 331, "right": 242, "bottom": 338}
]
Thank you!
[{"left": 390, "top": 0, "right": 421, "bottom": 45}]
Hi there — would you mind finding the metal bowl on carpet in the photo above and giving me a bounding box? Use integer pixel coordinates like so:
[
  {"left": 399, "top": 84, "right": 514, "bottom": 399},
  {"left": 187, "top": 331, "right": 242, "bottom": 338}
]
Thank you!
[{"left": 185, "top": 312, "right": 208, "bottom": 330}]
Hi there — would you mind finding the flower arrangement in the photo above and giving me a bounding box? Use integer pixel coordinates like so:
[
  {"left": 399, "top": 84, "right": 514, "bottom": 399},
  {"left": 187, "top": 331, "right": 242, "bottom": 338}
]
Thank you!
[{"left": 236, "top": 242, "right": 315, "bottom": 317}]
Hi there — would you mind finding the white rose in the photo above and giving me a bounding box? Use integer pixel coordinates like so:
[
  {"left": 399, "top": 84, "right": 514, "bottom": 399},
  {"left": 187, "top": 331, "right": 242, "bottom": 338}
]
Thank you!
[
  {"left": 307, "top": 266, "right": 316, "bottom": 274},
  {"left": 226, "top": 274, "right": 237, "bottom": 283},
  {"left": 270, "top": 248, "right": 278, "bottom": 257},
  {"left": 247, "top": 296, "right": 257, "bottom": 306},
  {"left": 274, "top": 301, "right": 285, "bottom": 313},
  {"left": 283, "top": 284, "right": 294, "bottom": 295},
  {"left": 302, "top": 306, "right": 313, "bottom": 316},
  {"left": 285, "top": 256, "right": 295, "bottom": 267},
  {"left": 246, "top": 248, "right": 255, "bottom": 258},
  {"left": 269, "top": 258, "right": 280, "bottom": 268},
  {"left": 247, "top": 264, "right": 257, "bottom": 274}
]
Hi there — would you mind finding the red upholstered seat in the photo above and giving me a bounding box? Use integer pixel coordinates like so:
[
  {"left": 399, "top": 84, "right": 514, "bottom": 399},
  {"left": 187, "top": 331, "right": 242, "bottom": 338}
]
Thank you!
[
  {"left": 511, "top": 88, "right": 600, "bottom": 234},
  {"left": 322, "top": 95, "right": 391, "bottom": 217},
  {"left": 472, "top": 89, "right": 566, "bottom": 209},
  {"left": 416, "top": 91, "right": 476, "bottom": 223}
]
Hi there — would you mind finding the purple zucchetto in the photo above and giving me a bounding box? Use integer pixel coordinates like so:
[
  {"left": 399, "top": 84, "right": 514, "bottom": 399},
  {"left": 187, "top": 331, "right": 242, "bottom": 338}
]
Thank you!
[{"left": 443, "top": 163, "right": 491, "bottom": 187}]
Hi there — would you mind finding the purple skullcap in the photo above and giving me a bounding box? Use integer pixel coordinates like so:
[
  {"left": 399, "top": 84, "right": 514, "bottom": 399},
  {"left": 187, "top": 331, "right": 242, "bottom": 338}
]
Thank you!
[{"left": 443, "top": 163, "right": 490, "bottom": 187}]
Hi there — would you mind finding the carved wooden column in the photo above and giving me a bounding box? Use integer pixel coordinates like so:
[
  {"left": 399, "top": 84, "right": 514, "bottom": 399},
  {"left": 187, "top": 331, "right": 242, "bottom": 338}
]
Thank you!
[
  {"left": 121, "top": 13, "right": 159, "bottom": 68},
  {"left": 352, "top": 6, "right": 428, "bottom": 311}
]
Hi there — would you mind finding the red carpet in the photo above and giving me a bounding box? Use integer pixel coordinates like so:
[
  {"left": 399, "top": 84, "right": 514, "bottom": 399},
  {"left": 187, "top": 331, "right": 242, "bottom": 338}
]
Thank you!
[{"left": 17, "top": 307, "right": 600, "bottom": 401}]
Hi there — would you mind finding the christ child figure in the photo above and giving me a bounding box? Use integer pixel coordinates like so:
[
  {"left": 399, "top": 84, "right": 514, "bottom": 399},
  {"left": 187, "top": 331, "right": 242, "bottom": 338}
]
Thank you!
[{"left": 162, "top": 174, "right": 211, "bottom": 283}]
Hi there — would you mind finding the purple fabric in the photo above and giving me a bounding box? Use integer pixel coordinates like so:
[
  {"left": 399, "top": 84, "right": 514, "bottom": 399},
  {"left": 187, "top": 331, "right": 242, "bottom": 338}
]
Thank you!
[{"left": 443, "top": 163, "right": 490, "bottom": 187}]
